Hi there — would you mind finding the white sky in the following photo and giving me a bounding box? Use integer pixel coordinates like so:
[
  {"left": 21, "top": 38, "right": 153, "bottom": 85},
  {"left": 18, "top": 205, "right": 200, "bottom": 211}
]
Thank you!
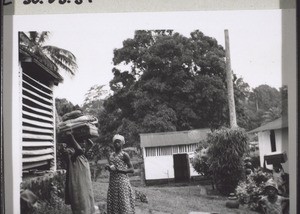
[{"left": 14, "top": 10, "right": 282, "bottom": 106}]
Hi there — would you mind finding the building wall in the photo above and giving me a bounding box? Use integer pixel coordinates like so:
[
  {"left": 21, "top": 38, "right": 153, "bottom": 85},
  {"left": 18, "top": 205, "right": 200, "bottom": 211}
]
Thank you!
[
  {"left": 144, "top": 155, "right": 174, "bottom": 180},
  {"left": 280, "top": 128, "right": 289, "bottom": 172},
  {"left": 3, "top": 28, "right": 23, "bottom": 213},
  {"left": 258, "top": 128, "right": 289, "bottom": 172},
  {"left": 143, "top": 148, "right": 199, "bottom": 180}
]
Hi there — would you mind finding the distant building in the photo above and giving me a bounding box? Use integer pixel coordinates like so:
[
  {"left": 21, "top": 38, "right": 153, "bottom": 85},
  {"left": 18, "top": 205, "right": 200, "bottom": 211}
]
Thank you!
[
  {"left": 248, "top": 117, "right": 288, "bottom": 172},
  {"left": 140, "top": 129, "right": 210, "bottom": 184}
]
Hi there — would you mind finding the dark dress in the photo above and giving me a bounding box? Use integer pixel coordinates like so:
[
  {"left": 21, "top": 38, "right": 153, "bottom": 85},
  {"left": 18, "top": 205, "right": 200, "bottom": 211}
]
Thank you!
[
  {"left": 107, "top": 151, "right": 135, "bottom": 214},
  {"left": 65, "top": 147, "right": 95, "bottom": 214}
]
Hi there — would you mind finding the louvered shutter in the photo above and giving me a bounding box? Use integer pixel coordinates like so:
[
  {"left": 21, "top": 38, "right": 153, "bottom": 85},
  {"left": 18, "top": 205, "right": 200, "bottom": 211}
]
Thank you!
[{"left": 22, "top": 72, "right": 55, "bottom": 171}]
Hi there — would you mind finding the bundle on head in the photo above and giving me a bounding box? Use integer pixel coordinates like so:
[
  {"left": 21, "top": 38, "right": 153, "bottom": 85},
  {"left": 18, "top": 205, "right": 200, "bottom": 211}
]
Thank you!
[{"left": 57, "top": 110, "right": 99, "bottom": 142}]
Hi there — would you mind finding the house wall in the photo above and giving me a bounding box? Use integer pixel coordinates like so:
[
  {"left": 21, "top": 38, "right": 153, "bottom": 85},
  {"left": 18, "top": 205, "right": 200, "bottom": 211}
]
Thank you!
[
  {"left": 258, "top": 128, "right": 289, "bottom": 172},
  {"left": 143, "top": 148, "right": 199, "bottom": 180},
  {"left": 280, "top": 128, "right": 289, "bottom": 172},
  {"left": 3, "top": 27, "right": 22, "bottom": 214},
  {"left": 144, "top": 155, "right": 174, "bottom": 180}
]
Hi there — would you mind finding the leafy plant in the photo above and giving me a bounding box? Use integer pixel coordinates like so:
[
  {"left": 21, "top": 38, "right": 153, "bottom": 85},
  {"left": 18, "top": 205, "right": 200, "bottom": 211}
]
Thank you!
[
  {"left": 207, "top": 127, "right": 249, "bottom": 195},
  {"left": 21, "top": 171, "right": 69, "bottom": 213},
  {"left": 235, "top": 168, "right": 272, "bottom": 211},
  {"left": 191, "top": 140, "right": 211, "bottom": 177}
]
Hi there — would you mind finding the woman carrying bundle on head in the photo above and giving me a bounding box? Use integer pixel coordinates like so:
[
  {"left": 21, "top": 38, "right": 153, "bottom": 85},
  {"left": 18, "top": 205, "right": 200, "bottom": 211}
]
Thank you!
[
  {"left": 63, "top": 131, "right": 95, "bottom": 214},
  {"left": 105, "top": 134, "right": 135, "bottom": 214}
]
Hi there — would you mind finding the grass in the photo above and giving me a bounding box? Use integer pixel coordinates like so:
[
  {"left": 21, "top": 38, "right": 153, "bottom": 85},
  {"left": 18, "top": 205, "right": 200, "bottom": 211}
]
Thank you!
[
  {"left": 30, "top": 156, "right": 259, "bottom": 214},
  {"left": 31, "top": 176, "right": 258, "bottom": 214},
  {"left": 92, "top": 178, "right": 259, "bottom": 214}
]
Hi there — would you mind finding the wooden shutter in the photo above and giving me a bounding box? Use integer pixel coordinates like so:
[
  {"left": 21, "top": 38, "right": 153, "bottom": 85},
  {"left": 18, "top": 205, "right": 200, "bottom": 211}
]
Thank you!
[{"left": 22, "top": 72, "right": 55, "bottom": 171}]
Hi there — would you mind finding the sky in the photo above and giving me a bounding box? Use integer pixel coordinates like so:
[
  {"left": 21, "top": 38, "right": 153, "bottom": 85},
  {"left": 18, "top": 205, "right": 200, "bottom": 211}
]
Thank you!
[{"left": 15, "top": 10, "right": 282, "bottom": 106}]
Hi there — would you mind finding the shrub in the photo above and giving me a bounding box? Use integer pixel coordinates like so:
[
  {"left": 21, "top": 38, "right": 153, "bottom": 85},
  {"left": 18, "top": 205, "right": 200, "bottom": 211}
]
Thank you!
[
  {"left": 191, "top": 140, "right": 211, "bottom": 177},
  {"left": 208, "top": 127, "right": 249, "bottom": 195},
  {"left": 235, "top": 168, "right": 272, "bottom": 211},
  {"left": 249, "top": 154, "right": 260, "bottom": 169},
  {"left": 21, "top": 170, "right": 69, "bottom": 213},
  {"left": 56, "top": 143, "right": 67, "bottom": 170}
]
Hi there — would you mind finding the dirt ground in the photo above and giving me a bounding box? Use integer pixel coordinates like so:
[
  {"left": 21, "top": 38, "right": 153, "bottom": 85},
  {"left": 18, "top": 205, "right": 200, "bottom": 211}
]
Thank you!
[{"left": 92, "top": 178, "right": 259, "bottom": 214}]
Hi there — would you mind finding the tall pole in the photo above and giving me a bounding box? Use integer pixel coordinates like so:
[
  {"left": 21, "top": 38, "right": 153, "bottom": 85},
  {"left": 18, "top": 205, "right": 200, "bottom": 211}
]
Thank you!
[{"left": 224, "top": 29, "right": 238, "bottom": 128}]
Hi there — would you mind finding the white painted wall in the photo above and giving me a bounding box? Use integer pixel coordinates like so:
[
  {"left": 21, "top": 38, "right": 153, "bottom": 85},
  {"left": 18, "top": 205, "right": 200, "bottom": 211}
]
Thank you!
[
  {"left": 144, "top": 155, "right": 174, "bottom": 180},
  {"left": 279, "top": 128, "right": 289, "bottom": 172},
  {"left": 258, "top": 129, "right": 289, "bottom": 172},
  {"left": 3, "top": 17, "right": 22, "bottom": 214},
  {"left": 143, "top": 149, "right": 199, "bottom": 180}
]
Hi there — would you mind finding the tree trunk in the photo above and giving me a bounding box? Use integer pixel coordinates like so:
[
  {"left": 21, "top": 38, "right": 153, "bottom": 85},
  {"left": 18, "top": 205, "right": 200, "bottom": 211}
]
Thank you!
[{"left": 224, "top": 30, "right": 238, "bottom": 128}]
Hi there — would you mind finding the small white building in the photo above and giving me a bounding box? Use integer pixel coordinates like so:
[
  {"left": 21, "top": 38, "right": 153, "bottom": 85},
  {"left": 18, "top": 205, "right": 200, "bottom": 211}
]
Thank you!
[
  {"left": 248, "top": 117, "right": 288, "bottom": 172},
  {"left": 140, "top": 129, "right": 210, "bottom": 184}
]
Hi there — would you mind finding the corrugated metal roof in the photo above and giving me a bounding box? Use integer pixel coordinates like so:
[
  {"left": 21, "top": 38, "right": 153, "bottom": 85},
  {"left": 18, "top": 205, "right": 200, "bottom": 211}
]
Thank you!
[
  {"left": 140, "top": 128, "right": 211, "bottom": 148},
  {"left": 248, "top": 117, "right": 288, "bottom": 133}
]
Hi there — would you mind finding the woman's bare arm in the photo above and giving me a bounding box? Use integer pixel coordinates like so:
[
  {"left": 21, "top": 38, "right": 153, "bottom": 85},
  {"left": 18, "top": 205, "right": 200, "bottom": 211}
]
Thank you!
[{"left": 116, "top": 152, "right": 134, "bottom": 174}]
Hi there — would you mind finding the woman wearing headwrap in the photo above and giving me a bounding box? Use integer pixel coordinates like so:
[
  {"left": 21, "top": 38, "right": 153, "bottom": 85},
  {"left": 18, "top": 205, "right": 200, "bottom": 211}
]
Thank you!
[{"left": 105, "top": 134, "right": 135, "bottom": 214}]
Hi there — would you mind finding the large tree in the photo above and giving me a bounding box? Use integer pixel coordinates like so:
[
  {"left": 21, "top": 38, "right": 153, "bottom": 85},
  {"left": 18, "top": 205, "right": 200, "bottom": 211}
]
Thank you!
[
  {"left": 99, "top": 30, "right": 247, "bottom": 147},
  {"left": 244, "top": 84, "right": 284, "bottom": 129},
  {"left": 249, "top": 84, "right": 281, "bottom": 112},
  {"left": 81, "top": 84, "right": 110, "bottom": 117}
]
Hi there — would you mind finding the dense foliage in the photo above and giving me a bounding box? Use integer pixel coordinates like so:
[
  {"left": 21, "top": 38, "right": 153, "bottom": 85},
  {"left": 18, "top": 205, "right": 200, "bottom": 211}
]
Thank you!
[
  {"left": 191, "top": 141, "right": 211, "bottom": 177},
  {"left": 98, "top": 30, "right": 253, "bottom": 148},
  {"left": 235, "top": 168, "right": 272, "bottom": 211},
  {"left": 242, "top": 85, "right": 287, "bottom": 130},
  {"left": 21, "top": 171, "right": 69, "bottom": 213},
  {"left": 206, "top": 128, "right": 249, "bottom": 195}
]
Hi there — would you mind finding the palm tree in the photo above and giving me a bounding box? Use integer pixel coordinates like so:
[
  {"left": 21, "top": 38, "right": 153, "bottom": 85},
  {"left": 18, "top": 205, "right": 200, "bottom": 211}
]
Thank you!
[{"left": 19, "top": 31, "right": 78, "bottom": 75}]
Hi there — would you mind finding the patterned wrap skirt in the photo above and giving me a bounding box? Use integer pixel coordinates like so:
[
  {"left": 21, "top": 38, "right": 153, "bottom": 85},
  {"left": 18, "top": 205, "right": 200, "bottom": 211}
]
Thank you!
[{"left": 107, "top": 151, "right": 135, "bottom": 214}]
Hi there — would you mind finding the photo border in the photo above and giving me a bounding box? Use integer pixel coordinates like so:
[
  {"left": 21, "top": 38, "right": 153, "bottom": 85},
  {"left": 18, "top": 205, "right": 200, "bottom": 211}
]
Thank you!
[{"left": 2, "top": 1, "right": 298, "bottom": 213}]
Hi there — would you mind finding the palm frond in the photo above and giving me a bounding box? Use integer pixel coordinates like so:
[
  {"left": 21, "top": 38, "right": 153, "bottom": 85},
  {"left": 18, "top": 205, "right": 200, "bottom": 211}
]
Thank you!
[
  {"left": 29, "top": 32, "right": 39, "bottom": 44},
  {"left": 42, "top": 45, "right": 78, "bottom": 75},
  {"left": 19, "top": 32, "right": 35, "bottom": 50},
  {"left": 20, "top": 32, "right": 78, "bottom": 76},
  {"left": 38, "top": 31, "right": 50, "bottom": 45},
  {"left": 50, "top": 56, "right": 76, "bottom": 75}
]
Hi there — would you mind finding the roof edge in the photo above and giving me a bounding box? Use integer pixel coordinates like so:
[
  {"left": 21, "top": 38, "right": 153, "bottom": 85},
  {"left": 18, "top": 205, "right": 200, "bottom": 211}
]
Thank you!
[{"left": 139, "top": 128, "right": 211, "bottom": 137}]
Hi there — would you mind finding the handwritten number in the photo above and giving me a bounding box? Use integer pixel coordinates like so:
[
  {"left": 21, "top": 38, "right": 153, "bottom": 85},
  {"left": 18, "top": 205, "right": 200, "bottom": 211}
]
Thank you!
[
  {"left": 75, "top": 0, "right": 83, "bottom": 4},
  {"left": 3, "top": 0, "right": 13, "bottom": 5},
  {"left": 23, "top": 0, "right": 31, "bottom": 4},
  {"left": 22, "top": 0, "right": 92, "bottom": 4}
]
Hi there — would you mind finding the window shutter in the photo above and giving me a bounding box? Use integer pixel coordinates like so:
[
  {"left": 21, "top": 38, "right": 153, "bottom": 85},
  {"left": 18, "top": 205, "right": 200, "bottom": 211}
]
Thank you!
[{"left": 22, "top": 72, "right": 55, "bottom": 171}]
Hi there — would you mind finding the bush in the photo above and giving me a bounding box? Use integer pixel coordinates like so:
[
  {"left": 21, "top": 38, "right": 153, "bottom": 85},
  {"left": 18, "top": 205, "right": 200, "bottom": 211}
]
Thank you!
[
  {"left": 21, "top": 170, "right": 69, "bottom": 213},
  {"left": 191, "top": 140, "right": 211, "bottom": 177},
  {"left": 208, "top": 127, "right": 249, "bottom": 195},
  {"left": 249, "top": 155, "right": 260, "bottom": 169},
  {"left": 235, "top": 168, "right": 272, "bottom": 211}
]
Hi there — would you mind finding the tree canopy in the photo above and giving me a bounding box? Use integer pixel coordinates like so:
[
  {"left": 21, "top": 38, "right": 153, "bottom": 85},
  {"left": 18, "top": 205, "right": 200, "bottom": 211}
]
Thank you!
[
  {"left": 98, "top": 30, "right": 250, "bottom": 147},
  {"left": 81, "top": 85, "right": 109, "bottom": 117},
  {"left": 242, "top": 84, "right": 286, "bottom": 129}
]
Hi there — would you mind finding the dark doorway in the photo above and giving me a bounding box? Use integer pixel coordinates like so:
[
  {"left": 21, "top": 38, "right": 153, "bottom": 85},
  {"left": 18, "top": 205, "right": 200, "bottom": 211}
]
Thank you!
[{"left": 173, "top": 153, "right": 190, "bottom": 182}]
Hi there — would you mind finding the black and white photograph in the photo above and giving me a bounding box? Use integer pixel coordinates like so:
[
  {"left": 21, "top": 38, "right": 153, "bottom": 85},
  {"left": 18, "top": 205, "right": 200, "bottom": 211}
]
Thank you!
[{"left": 2, "top": 5, "right": 297, "bottom": 214}]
